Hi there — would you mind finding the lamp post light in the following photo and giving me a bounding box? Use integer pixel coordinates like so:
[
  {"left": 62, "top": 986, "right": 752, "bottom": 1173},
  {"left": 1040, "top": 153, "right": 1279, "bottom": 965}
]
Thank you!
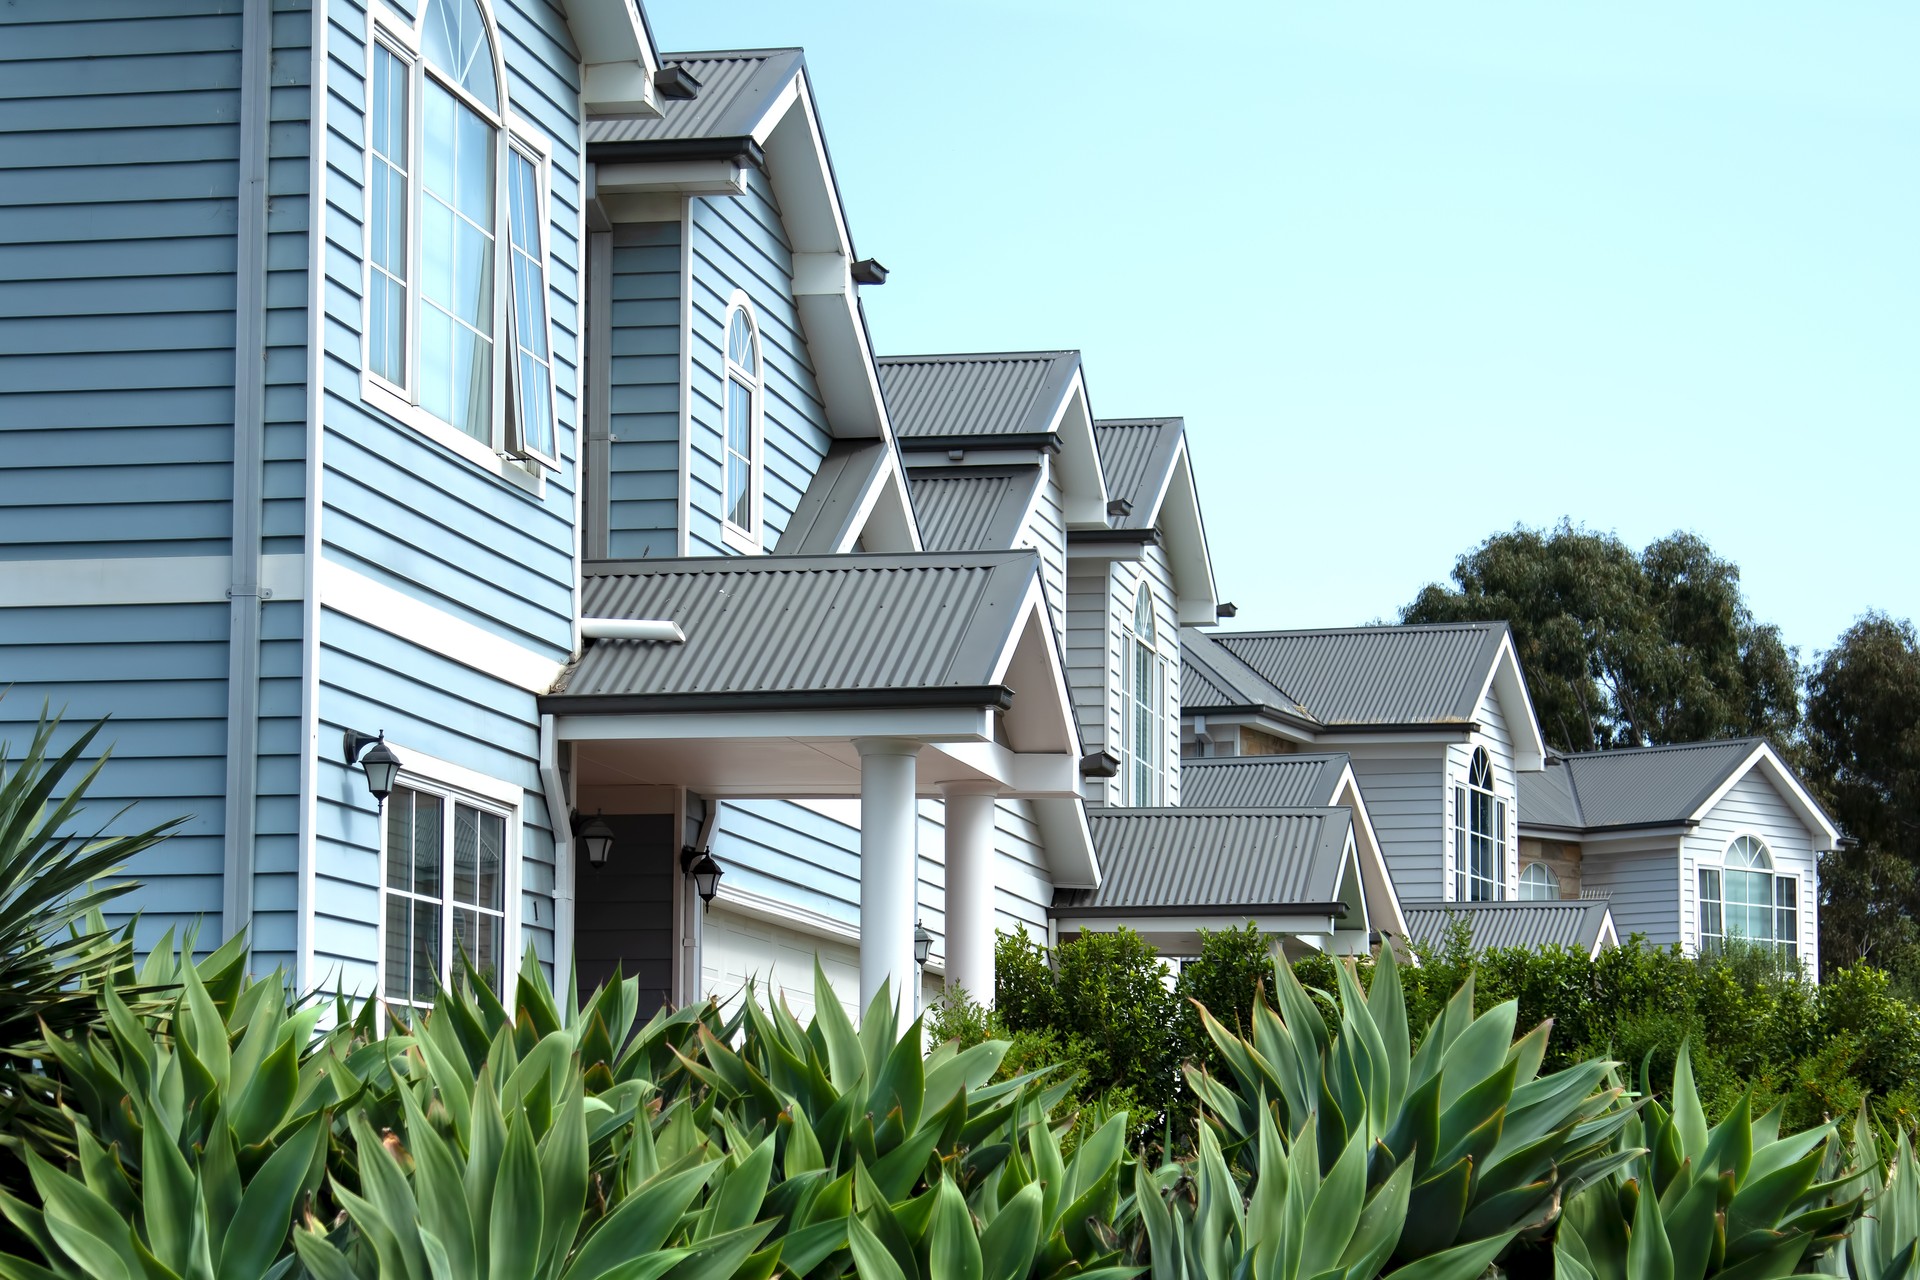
[{"left": 342, "top": 730, "right": 401, "bottom": 808}]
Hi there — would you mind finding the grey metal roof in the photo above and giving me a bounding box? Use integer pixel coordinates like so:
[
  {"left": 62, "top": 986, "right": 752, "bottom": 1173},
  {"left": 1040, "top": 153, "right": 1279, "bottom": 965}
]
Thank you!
[
  {"left": 1209, "top": 623, "right": 1509, "bottom": 727},
  {"left": 1057, "top": 808, "right": 1353, "bottom": 916},
  {"left": 776, "top": 440, "right": 892, "bottom": 554},
  {"left": 1179, "top": 753, "right": 1352, "bottom": 809},
  {"left": 586, "top": 49, "right": 805, "bottom": 145},
  {"left": 544, "top": 550, "right": 1041, "bottom": 711},
  {"left": 1518, "top": 739, "right": 1761, "bottom": 833},
  {"left": 908, "top": 466, "right": 1041, "bottom": 553},
  {"left": 1181, "top": 627, "right": 1317, "bottom": 722},
  {"left": 1401, "top": 900, "right": 1616, "bottom": 955},
  {"left": 876, "top": 352, "right": 1081, "bottom": 442},
  {"left": 1092, "top": 418, "right": 1183, "bottom": 531}
]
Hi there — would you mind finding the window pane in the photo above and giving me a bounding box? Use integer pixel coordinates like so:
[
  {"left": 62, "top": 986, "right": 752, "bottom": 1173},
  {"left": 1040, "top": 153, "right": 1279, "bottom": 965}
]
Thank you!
[
  {"left": 1777, "top": 877, "right": 1798, "bottom": 949},
  {"left": 452, "top": 322, "right": 493, "bottom": 443},
  {"left": 728, "top": 310, "right": 755, "bottom": 372},
  {"left": 455, "top": 103, "right": 493, "bottom": 227},
  {"left": 455, "top": 218, "right": 493, "bottom": 330},
  {"left": 726, "top": 454, "right": 751, "bottom": 529},
  {"left": 384, "top": 893, "right": 411, "bottom": 999},
  {"left": 386, "top": 788, "right": 413, "bottom": 891},
  {"left": 453, "top": 803, "right": 479, "bottom": 905},
  {"left": 453, "top": 907, "right": 501, "bottom": 990},
  {"left": 412, "top": 899, "right": 439, "bottom": 1002},
  {"left": 422, "top": 0, "right": 497, "bottom": 109},
  {"left": 475, "top": 808, "right": 503, "bottom": 909},
  {"left": 423, "top": 83, "right": 455, "bottom": 207},
  {"left": 419, "top": 305, "right": 454, "bottom": 423},
  {"left": 413, "top": 791, "right": 442, "bottom": 896},
  {"left": 420, "top": 197, "right": 455, "bottom": 313}
]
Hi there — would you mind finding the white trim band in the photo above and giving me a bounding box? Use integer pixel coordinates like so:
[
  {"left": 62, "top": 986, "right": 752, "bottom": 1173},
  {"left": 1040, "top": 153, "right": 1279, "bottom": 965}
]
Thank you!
[{"left": 0, "top": 555, "right": 306, "bottom": 608}]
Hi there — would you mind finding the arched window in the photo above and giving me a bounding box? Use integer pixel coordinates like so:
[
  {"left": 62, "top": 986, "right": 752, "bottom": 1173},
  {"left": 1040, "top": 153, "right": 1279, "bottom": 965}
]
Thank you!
[
  {"left": 1698, "top": 835, "right": 1798, "bottom": 959},
  {"left": 365, "top": 0, "right": 559, "bottom": 467},
  {"left": 722, "top": 304, "right": 762, "bottom": 540},
  {"left": 1519, "top": 861, "right": 1560, "bottom": 900},
  {"left": 1453, "top": 747, "right": 1506, "bottom": 901},
  {"left": 1123, "top": 584, "right": 1164, "bottom": 805}
]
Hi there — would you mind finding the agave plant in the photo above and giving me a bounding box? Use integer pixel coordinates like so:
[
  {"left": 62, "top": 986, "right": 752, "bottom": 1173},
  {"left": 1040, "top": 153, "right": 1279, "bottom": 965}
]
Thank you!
[
  {"left": 1553, "top": 1042, "right": 1872, "bottom": 1280},
  {"left": 1186, "top": 945, "right": 1638, "bottom": 1265},
  {"left": 1840, "top": 1104, "right": 1920, "bottom": 1280}
]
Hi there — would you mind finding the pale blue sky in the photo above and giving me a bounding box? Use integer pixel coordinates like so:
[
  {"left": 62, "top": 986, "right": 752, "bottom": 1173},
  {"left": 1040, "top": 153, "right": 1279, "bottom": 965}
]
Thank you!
[{"left": 649, "top": 1, "right": 1919, "bottom": 662}]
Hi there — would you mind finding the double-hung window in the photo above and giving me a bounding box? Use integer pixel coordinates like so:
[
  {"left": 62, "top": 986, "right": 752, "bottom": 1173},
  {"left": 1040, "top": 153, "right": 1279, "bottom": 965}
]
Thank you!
[
  {"left": 1123, "top": 584, "right": 1165, "bottom": 806},
  {"left": 365, "top": 0, "right": 558, "bottom": 470},
  {"left": 1698, "top": 835, "right": 1798, "bottom": 960},
  {"left": 384, "top": 782, "right": 510, "bottom": 1010},
  {"left": 1453, "top": 748, "right": 1506, "bottom": 901}
]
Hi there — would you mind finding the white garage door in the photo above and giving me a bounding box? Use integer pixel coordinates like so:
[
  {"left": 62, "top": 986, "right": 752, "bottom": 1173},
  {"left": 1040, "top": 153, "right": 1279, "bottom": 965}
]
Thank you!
[{"left": 701, "top": 909, "right": 861, "bottom": 1024}]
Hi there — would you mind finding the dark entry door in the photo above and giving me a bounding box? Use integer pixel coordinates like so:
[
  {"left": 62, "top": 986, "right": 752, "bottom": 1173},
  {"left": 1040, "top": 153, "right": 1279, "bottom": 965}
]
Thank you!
[{"left": 572, "top": 814, "right": 676, "bottom": 1014}]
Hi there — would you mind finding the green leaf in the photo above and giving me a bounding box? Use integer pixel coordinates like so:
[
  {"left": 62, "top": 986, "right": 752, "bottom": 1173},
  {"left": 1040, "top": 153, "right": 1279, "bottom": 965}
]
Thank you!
[
  {"left": 560, "top": 1161, "right": 722, "bottom": 1280},
  {"left": 217, "top": 1112, "right": 326, "bottom": 1280},
  {"left": 847, "top": 1215, "right": 909, "bottom": 1280},
  {"left": 928, "top": 1177, "right": 982, "bottom": 1280},
  {"left": 229, "top": 1033, "right": 299, "bottom": 1147},
  {"left": 1671, "top": 1042, "right": 1708, "bottom": 1163},
  {"left": 26, "top": 1148, "right": 138, "bottom": 1280},
  {"left": 1629, "top": 1160, "right": 1675, "bottom": 1280},
  {"left": 1382, "top": 1230, "right": 1519, "bottom": 1280},
  {"left": 490, "top": 1111, "right": 546, "bottom": 1280},
  {"left": 538, "top": 1076, "right": 590, "bottom": 1274},
  {"left": 980, "top": 1182, "right": 1043, "bottom": 1280},
  {"left": 708, "top": 1136, "right": 775, "bottom": 1237}
]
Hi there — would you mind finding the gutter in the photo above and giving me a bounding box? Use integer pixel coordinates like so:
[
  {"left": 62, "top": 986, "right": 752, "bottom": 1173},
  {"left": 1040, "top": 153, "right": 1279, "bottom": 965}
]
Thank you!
[
  {"left": 221, "top": 0, "right": 273, "bottom": 946},
  {"left": 537, "top": 715, "right": 573, "bottom": 994},
  {"left": 1050, "top": 900, "right": 1350, "bottom": 921},
  {"left": 537, "top": 684, "right": 1017, "bottom": 716},
  {"left": 587, "top": 135, "right": 763, "bottom": 167},
  {"left": 1519, "top": 818, "right": 1700, "bottom": 838},
  {"left": 1067, "top": 527, "right": 1159, "bottom": 545},
  {"left": 903, "top": 432, "right": 1061, "bottom": 455}
]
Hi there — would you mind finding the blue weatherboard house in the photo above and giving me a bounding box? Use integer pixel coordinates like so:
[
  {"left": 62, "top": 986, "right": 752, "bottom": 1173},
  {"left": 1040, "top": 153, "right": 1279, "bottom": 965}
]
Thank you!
[{"left": 0, "top": 0, "right": 1839, "bottom": 1017}]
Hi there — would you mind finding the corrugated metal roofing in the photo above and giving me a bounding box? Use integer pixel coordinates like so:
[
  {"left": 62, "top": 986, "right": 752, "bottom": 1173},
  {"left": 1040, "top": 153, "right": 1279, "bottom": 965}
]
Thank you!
[
  {"left": 908, "top": 467, "right": 1041, "bottom": 553},
  {"left": 1517, "top": 764, "right": 1585, "bottom": 830},
  {"left": 776, "top": 440, "right": 892, "bottom": 554},
  {"left": 1210, "top": 623, "right": 1508, "bottom": 726},
  {"left": 1180, "top": 754, "right": 1351, "bottom": 809},
  {"left": 586, "top": 50, "right": 804, "bottom": 145},
  {"left": 548, "top": 551, "right": 1040, "bottom": 705},
  {"left": 1181, "top": 628, "right": 1315, "bottom": 721},
  {"left": 1057, "top": 808, "right": 1351, "bottom": 914},
  {"left": 1519, "top": 739, "right": 1761, "bottom": 832},
  {"left": 1401, "top": 900, "right": 1615, "bottom": 955},
  {"left": 876, "top": 352, "right": 1080, "bottom": 440},
  {"left": 1092, "top": 418, "right": 1183, "bottom": 530}
]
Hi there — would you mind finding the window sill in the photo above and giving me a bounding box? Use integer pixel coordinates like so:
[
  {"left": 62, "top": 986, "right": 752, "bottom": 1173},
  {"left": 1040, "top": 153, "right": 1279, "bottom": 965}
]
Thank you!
[
  {"left": 720, "top": 522, "right": 763, "bottom": 555},
  {"left": 361, "top": 376, "right": 546, "bottom": 499}
]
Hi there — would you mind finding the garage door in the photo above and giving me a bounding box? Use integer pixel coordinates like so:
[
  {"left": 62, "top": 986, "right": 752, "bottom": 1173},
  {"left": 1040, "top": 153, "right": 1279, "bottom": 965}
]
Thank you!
[{"left": 701, "top": 909, "right": 861, "bottom": 1024}]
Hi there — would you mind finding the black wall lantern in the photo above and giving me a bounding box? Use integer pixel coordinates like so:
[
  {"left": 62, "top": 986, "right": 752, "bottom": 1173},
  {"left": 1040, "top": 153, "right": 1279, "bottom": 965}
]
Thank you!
[
  {"left": 914, "top": 920, "right": 933, "bottom": 968},
  {"left": 342, "top": 730, "right": 401, "bottom": 807},
  {"left": 571, "top": 811, "right": 615, "bottom": 867},
  {"left": 681, "top": 847, "right": 723, "bottom": 910}
]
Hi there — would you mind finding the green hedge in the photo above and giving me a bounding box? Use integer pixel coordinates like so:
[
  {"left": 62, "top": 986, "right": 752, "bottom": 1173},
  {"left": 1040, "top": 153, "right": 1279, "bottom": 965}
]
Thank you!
[{"left": 932, "top": 923, "right": 1920, "bottom": 1144}]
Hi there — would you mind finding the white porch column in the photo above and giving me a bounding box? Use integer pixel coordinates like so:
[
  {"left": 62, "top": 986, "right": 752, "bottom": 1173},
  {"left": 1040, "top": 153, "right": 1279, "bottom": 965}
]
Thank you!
[
  {"left": 942, "top": 784, "right": 998, "bottom": 1005},
  {"left": 855, "top": 738, "right": 922, "bottom": 1020}
]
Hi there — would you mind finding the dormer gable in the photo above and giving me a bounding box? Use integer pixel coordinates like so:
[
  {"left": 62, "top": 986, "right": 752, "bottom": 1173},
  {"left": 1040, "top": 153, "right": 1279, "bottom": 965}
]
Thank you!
[{"left": 1087, "top": 418, "right": 1218, "bottom": 626}]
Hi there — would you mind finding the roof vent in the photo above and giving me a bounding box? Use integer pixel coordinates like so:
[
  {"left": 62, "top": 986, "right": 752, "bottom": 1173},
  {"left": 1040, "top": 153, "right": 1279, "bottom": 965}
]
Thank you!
[
  {"left": 653, "top": 65, "right": 701, "bottom": 100},
  {"left": 851, "top": 258, "right": 889, "bottom": 285},
  {"left": 1106, "top": 498, "right": 1133, "bottom": 518}
]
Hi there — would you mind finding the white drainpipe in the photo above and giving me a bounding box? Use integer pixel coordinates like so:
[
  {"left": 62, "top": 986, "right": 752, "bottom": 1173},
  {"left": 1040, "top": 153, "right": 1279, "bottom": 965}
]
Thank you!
[{"left": 579, "top": 617, "right": 685, "bottom": 643}]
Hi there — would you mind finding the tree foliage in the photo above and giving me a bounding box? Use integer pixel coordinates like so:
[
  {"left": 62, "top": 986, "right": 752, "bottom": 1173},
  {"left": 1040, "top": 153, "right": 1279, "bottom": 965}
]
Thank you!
[
  {"left": 1401, "top": 521, "right": 1800, "bottom": 753},
  {"left": 1805, "top": 613, "right": 1920, "bottom": 977}
]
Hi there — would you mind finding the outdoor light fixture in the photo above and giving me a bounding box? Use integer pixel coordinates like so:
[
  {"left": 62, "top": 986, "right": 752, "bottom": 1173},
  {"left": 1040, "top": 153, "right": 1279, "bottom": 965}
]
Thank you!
[
  {"left": 681, "top": 847, "right": 724, "bottom": 910},
  {"left": 914, "top": 920, "right": 933, "bottom": 968},
  {"left": 342, "top": 730, "right": 401, "bottom": 807},
  {"left": 571, "top": 811, "right": 615, "bottom": 867}
]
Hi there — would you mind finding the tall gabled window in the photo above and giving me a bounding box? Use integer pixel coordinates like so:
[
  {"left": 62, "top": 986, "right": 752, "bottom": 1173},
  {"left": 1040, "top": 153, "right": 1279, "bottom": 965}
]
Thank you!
[
  {"left": 722, "top": 303, "right": 762, "bottom": 542},
  {"left": 1123, "top": 584, "right": 1165, "bottom": 806},
  {"left": 1699, "top": 835, "right": 1798, "bottom": 960},
  {"left": 1453, "top": 748, "right": 1506, "bottom": 901},
  {"left": 364, "top": 0, "right": 558, "bottom": 470}
]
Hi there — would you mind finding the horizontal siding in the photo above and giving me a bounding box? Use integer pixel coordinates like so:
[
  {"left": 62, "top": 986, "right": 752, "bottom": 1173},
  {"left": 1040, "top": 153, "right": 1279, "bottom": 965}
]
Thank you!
[
  {"left": 1065, "top": 563, "right": 1110, "bottom": 766},
  {"left": 685, "top": 168, "right": 830, "bottom": 555},
  {"left": 606, "top": 220, "right": 681, "bottom": 558},
  {"left": 1683, "top": 768, "right": 1820, "bottom": 975},
  {"left": 262, "top": 0, "right": 313, "bottom": 560},
  {"left": 1582, "top": 838, "right": 1682, "bottom": 945},
  {"left": 0, "top": 1, "right": 243, "bottom": 561},
  {"left": 1021, "top": 460, "right": 1068, "bottom": 645},
  {"left": 0, "top": 604, "right": 233, "bottom": 950},
  {"left": 1344, "top": 746, "right": 1449, "bottom": 904},
  {"left": 313, "top": 0, "right": 585, "bottom": 985}
]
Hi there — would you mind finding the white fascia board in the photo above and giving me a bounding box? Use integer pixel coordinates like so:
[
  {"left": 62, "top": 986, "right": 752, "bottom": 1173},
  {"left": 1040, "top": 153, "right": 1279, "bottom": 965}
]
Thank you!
[
  {"left": 1592, "top": 912, "right": 1621, "bottom": 958},
  {"left": 1045, "top": 371, "right": 1110, "bottom": 529},
  {"left": 1475, "top": 632, "right": 1548, "bottom": 771},
  {"left": 594, "top": 160, "right": 749, "bottom": 196},
  {"left": 923, "top": 743, "right": 1082, "bottom": 797},
  {"left": 1572, "top": 827, "right": 1691, "bottom": 848},
  {"left": 1066, "top": 540, "right": 1149, "bottom": 564},
  {"left": 1690, "top": 742, "right": 1841, "bottom": 848},
  {"left": 554, "top": 705, "right": 995, "bottom": 744},
  {"left": 1312, "top": 728, "right": 1477, "bottom": 749},
  {"left": 1158, "top": 440, "right": 1218, "bottom": 624},
  {"left": 1190, "top": 711, "right": 1321, "bottom": 747},
  {"left": 1065, "top": 913, "right": 1341, "bottom": 936},
  {"left": 1035, "top": 797, "right": 1100, "bottom": 889},
  {"left": 1331, "top": 767, "right": 1410, "bottom": 941},
  {"left": 985, "top": 578, "right": 1080, "bottom": 755},
  {"left": 317, "top": 558, "right": 564, "bottom": 693},
  {"left": 562, "top": 0, "right": 662, "bottom": 115}
]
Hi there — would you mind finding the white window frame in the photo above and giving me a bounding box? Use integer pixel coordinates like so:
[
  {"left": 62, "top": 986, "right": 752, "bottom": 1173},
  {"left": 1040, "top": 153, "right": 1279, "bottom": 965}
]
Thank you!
[
  {"left": 504, "top": 123, "right": 561, "bottom": 470},
  {"left": 359, "top": 0, "right": 559, "bottom": 489},
  {"left": 1697, "top": 832, "right": 1799, "bottom": 961},
  {"left": 1453, "top": 747, "right": 1506, "bottom": 902},
  {"left": 375, "top": 747, "right": 523, "bottom": 1015},
  {"left": 719, "top": 294, "right": 764, "bottom": 552},
  {"left": 1518, "top": 861, "right": 1560, "bottom": 900},
  {"left": 1122, "top": 582, "right": 1165, "bottom": 806}
]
